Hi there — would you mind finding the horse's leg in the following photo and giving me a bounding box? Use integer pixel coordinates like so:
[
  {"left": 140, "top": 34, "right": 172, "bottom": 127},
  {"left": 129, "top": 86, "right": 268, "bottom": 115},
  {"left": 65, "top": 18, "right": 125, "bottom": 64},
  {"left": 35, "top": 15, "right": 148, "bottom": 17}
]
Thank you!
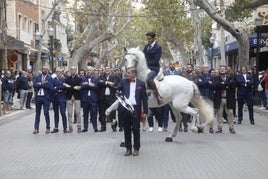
[
  {"left": 165, "top": 104, "right": 182, "bottom": 142},
  {"left": 180, "top": 106, "right": 201, "bottom": 133}
]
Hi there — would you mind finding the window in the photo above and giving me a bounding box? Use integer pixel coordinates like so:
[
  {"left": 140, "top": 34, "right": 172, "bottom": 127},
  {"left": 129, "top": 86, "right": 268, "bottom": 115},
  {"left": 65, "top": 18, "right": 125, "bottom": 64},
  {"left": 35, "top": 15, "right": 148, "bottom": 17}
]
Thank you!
[
  {"left": 23, "top": 17, "right": 28, "bottom": 30},
  {"left": 29, "top": 20, "right": 32, "bottom": 33},
  {"left": 18, "top": 14, "right": 22, "bottom": 30}
]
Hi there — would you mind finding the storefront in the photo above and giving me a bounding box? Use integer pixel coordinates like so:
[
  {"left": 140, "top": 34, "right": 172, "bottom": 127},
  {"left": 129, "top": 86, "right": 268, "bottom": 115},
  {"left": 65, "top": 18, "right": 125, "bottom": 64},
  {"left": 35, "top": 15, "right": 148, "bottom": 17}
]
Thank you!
[
  {"left": 224, "top": 33, "right": 268, "bottom": 71},
  {"left": 0, "top": 34, "right": 24, "bottom": 71}
]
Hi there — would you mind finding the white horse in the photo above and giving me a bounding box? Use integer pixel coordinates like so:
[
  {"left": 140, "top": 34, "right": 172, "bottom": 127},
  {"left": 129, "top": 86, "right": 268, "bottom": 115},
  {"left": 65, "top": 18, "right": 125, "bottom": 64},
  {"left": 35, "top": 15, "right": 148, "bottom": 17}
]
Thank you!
[{"left": 106, "top": 47, "right": 214, "bottom": 142}]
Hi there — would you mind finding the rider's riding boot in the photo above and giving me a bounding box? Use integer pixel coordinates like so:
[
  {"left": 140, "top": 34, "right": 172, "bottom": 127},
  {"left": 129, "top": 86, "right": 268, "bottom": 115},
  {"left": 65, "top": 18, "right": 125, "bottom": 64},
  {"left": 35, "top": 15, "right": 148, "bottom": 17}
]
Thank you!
[{"left": 150, "top": 80, "right": 163, "bottom": 105}]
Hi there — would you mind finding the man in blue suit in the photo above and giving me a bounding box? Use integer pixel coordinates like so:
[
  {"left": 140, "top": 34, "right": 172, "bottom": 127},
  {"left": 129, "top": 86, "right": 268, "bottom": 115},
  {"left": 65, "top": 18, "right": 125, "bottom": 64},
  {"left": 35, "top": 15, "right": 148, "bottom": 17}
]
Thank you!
[
  {"left": 162, "top": 61, "right": 183, "bottom": 131},
  {"left": 236, "top": 67, "right": 255, "bottom": 125},
  {"left": 50, "top": 68, "right": 68, "bottom": 133},
  {"left": 117, "top": 67, "right": 148, "bottom": 156},
  {"left": 143, "top": 31, "right": 163, "bottom": 105},
  {"left": 80, "top": 66, "right": 99, "bottom": 132},
  {"left": 33, "top": 66, "right": 52, "bottom": 134}
]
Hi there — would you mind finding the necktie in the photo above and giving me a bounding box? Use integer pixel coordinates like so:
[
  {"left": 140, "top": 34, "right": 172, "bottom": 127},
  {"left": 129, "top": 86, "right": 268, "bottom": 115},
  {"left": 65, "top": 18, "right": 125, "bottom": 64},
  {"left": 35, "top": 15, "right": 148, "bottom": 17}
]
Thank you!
[
  {"left": 129, "top": 79, "right": 135, "bottom": 83},
  {"left": 222, "top": 76, "right": 226, "bottom": 97}
]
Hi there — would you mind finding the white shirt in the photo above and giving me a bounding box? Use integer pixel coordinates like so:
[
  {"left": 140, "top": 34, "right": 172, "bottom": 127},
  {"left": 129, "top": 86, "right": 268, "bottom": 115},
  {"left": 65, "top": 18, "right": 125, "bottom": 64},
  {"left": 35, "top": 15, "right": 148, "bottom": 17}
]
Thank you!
[
  {"left": 128, "top": 79, "right": 137, "bottom": 105},
  {"left": 243, "top": 74, "right": 247, "bottom": 86}
]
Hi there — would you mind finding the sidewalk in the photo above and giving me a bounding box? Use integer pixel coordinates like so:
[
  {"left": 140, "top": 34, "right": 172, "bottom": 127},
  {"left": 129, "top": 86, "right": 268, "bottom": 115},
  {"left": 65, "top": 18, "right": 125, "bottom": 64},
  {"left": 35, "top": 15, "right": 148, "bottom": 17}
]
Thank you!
[{"left": 0, "top": 97, "right": 35, "bottom": 120}]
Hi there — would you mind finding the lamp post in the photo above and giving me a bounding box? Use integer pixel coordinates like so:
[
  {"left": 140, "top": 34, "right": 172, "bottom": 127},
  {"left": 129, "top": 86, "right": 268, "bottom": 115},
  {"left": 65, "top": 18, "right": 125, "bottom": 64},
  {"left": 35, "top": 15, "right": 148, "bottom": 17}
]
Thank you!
[
  {"left": 209, "top": 34, "right": 215, "bottom": 69},
  {"left": 191, "top": 45, "right": 195, "bottom": 65},
  {"left": 34, "top": 31, "right": 42, "bottom": 75},
  {"left": 47, "top": 26, "right": 54, "bottom": 73},
  {"left": 255, "top": 17, "right": 262, "bottom": 87}
]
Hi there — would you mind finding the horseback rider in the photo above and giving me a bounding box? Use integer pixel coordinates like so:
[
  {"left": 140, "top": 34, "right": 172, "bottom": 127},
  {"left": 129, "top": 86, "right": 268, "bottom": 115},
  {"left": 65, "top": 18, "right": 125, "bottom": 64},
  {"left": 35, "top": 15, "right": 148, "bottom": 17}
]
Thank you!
[{"left": 143, "top": 31, "right": 163, "bottom": 105}]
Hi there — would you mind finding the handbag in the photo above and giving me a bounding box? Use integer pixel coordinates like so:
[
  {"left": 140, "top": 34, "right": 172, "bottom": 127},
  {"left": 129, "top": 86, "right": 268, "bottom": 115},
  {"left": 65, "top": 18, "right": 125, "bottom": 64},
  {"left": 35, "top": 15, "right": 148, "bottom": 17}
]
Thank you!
[{"left": 257, "top": 80, "right": 264, "bottom": 92}]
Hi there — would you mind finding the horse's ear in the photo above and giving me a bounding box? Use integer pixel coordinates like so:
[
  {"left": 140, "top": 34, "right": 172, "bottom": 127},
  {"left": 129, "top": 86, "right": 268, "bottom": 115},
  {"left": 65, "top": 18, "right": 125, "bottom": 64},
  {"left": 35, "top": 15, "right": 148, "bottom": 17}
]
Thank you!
[{"left": 124, "top": 47, "right": 128, "bottom": 53}]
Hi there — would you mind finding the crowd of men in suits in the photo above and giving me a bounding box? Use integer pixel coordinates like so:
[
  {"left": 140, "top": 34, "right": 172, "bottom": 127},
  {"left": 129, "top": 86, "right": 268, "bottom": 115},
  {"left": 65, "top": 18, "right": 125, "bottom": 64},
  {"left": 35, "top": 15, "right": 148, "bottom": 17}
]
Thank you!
[
  {"left": 157, "top": 62, "right": 259, "bottom": 135},
  {"left": 30, "top": 65, "right": 123, "bottom": 134},
  {"left": 1, "top": 63, "right": 262, "bottom": 134}
]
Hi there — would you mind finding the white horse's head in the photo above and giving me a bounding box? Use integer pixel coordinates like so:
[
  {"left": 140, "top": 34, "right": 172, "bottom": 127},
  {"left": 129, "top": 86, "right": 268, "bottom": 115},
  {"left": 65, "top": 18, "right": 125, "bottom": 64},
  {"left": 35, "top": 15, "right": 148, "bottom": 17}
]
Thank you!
[
  {"left": 124, "top": 47, "right": 140, "bottom": 69},
  {"left": 123, "top": 47, "right": 150, "bottom": 82}
]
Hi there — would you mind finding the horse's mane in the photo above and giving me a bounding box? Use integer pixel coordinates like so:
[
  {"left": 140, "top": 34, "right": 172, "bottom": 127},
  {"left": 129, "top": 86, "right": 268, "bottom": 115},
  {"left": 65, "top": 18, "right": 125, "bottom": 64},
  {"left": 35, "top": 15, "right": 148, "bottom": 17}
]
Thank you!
[{"left": 127, "top": 48, "right": 146, "bottom": 63}]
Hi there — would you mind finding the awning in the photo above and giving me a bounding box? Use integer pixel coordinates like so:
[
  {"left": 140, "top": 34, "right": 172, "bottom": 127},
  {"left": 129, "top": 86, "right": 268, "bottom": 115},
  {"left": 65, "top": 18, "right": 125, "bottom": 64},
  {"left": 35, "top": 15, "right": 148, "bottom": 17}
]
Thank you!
[
  {"left": 225, "top": 33, "right": 268, "bottom": 53},
  {"left": 0, "top": 34, "right": 24, "bottom": 50},
  {"left": 208, "top": 47, "right": 221, "bottom": 58}
]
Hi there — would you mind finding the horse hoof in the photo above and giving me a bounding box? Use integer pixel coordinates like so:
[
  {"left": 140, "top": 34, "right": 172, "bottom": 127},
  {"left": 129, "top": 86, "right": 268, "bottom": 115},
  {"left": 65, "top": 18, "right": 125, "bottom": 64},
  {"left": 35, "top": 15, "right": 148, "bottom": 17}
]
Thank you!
[
  {"left": 197, "top": 127, "right": 204, "bottom": 133},
  {"left": 165, "top": 137, "right": 173, "bottom": 142}
]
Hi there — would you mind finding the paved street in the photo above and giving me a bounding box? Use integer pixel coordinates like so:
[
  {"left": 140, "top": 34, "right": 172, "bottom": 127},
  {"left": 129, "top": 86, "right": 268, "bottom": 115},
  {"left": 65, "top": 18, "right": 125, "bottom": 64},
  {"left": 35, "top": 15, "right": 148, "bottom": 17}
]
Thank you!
[{"left": 0, "top": 103, "right": 268, "bottom": 179}]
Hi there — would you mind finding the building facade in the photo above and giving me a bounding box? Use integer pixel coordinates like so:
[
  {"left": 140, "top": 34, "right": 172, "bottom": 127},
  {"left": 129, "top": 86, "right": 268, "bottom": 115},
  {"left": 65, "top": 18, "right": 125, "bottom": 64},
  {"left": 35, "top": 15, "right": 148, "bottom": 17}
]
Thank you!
[{"left": 0, "top": 0, "right": 68, "bottom": 74}]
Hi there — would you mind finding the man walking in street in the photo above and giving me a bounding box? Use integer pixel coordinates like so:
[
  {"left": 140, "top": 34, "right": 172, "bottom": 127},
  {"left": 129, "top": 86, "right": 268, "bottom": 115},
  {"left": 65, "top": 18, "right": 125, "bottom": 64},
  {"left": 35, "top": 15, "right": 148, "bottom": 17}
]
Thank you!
[
  {"left": 16, "top": 71, "right": 29, "bottom": 110},
  {"left": 1, "top": 70, "right": 15, "bottom": 114}
]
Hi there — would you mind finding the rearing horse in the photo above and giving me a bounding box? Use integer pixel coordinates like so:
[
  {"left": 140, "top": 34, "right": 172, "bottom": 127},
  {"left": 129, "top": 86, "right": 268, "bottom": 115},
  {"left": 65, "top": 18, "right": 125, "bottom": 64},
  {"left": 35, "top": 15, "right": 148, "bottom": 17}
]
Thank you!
[{"left": 107, "top": 47, "right": 214, "bottom": 142}]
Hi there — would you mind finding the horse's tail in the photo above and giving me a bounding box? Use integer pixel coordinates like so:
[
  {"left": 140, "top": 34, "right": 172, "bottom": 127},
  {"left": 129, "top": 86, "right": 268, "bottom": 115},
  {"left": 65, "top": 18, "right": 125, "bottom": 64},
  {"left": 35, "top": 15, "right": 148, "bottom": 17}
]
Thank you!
[{"left": 190, "top": 83, "right": 214, "bottom": 126}]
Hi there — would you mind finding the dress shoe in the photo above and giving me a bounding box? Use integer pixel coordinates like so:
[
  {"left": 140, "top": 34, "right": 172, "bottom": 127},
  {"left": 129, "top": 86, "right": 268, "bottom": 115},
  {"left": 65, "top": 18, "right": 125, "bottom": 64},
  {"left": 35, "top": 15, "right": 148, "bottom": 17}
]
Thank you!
[
  {"left": 184, "top": 127, "right": 188, "bottom": 132},
  {"left": 63, "top": 129, "right": 68, "bottom": 133},
  {"left": 215, "top": 128, "right": 222, "bottom": 133},
  {"left": 229, "top": 127, "right": 236, "bottom": 134},
  {"left": 81, "top": 129, "right": 88, "bottom": 132},
  {"left": 124, "top": 150, "right": 132, "bottom": 156},
  {"left": 112, "top": 128, "right": 117, "bottom": 132},
  {"left": 163, "top": 128, "right": 168, "bottom": 132},
  {"left": 178, "top": 127, "right": 183, "bottom": 132},
  {"left": 77, "top": 128, "right": 82, "bottom": 133},
  {"left": 250, "top": 121, "right": 255, "bottom": 125},
  {"left": 237, "top": 121, "right": 241, "bottom": 124},
  {"left": 45, "top": 129, "right": 50, "bottom": 134},
  {"left": 51, "top": 128, "right": 59, "bottom": 133},
  {"left": 68, "top": 127, "right": 73, "bottom": 133},
  {"left": 33, "top": 129, "right": 39, "bottom": 134},
  {"left": 99, "top": 128, "right": 106, "bottom": 132},
  {"left": 209, "top": 127, "right": 214, "bottom": 134},
  {"left": 120, "top": 142, "right": 125, "bottom": 147},
  {"left": 133, "top": 150, "right": 139, "bottom": 156},
  {"left": 94, "top": 129, "right": 99, "bottom": 132},
  {"left": 119, "top": 127, "right": 123, "bottom": 132}
]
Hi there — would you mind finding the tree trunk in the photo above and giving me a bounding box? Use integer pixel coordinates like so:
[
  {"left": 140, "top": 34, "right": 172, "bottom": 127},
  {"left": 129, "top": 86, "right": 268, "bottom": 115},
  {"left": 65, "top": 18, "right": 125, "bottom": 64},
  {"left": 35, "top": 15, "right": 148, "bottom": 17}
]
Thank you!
[{"left": 192, "top": 0, "right": 250, "bottom": 68}]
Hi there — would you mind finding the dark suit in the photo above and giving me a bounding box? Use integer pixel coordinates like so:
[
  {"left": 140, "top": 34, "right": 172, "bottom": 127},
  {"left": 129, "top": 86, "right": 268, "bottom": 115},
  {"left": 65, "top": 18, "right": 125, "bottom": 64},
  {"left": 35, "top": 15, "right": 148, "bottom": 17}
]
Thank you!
[
  {"left": 143, "top": 42, "right": 162, "bottom": 84},
  {"left": 236, "top": 73, "right": 255, "bottom": 123},
  {"left": 33, "top": 74, "right": 52, "bottom": 130},
  {"left": 80, "top": 75, "right": 98, "bottom": 131},
  {"left": 162, "top": 69, "right": 182, "bottom": 128},
  {"left": 51, "top": 76, "right": 67, "bottom": 131},
  {"left": 117, "top": 78, "right": 148, "bottom": 151},
  {"left": 97, "top": 73, "right": 118, "bottom": 130}
]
